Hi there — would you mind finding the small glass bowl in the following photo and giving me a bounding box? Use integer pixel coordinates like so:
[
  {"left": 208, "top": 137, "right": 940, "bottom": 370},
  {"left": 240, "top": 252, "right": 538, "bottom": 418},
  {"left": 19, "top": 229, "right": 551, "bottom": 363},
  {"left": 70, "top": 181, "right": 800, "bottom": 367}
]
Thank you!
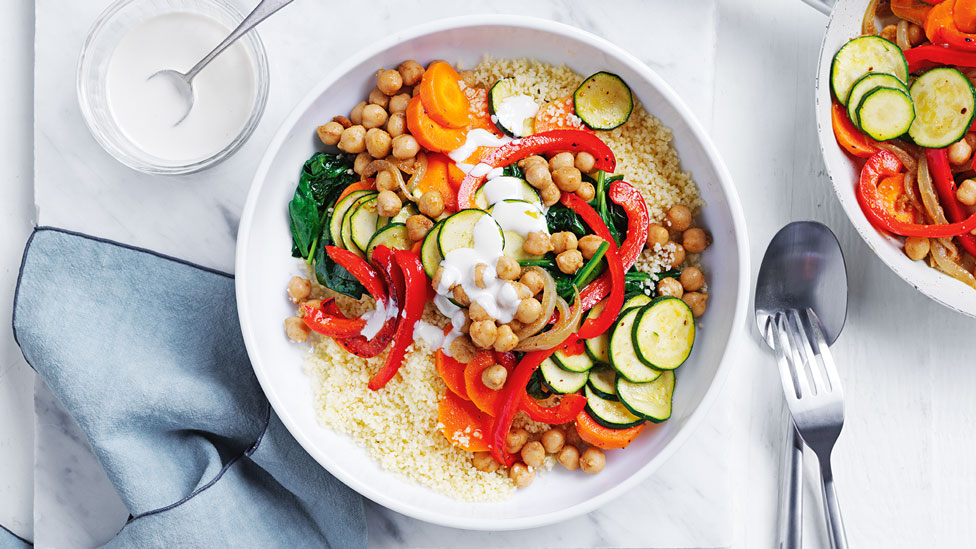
[{"left": 77, "top": 0, "right": 269, "bottom": 175}]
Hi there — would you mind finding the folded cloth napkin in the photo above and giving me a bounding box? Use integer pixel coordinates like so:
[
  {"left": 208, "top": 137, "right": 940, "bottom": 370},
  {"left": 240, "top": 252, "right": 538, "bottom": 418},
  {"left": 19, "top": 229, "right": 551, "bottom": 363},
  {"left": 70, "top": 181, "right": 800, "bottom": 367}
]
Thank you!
[{"left": 12, "top": 228, "right": 366, "bottom": 548}]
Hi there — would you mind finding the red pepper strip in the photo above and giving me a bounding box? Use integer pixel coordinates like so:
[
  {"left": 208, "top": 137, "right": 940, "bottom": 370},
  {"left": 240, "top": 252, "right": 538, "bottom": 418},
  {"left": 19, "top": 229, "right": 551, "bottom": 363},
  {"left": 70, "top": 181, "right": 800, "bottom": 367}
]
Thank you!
[
  {"left": 302, "top": 300, "right": 366, "bottom": 338},
  {"left": 457, "top": 130, "right": 616, "bottom": 209},
  {"left": 520, "top": 393, "right": 588, "bottom": 424},
  {"left": 325, "top": 246, "right": 387, "bottom": 304},
  {"left": 490, "top": 349, "right": 559, "bottom": 465},
  {"left": 858, "top": 150, "right": 976, "bottom": 237},
  {"left": 324, "top": 302, "right": 398, "bottom": 358},
  {"left": 494, "top": 351, "right": 517, "bottom": 369},
  {"left": 925, "top": 0, "right": 976, "bottom": 51},
  {"left": 329, "top": 245, "right": 402, "bottom": 358},
  {"left": 560, "top": 194, "right": 625, "bottom": 339},
  {"left": 925, "top": 149, "right": 976, "bottom": 255},
  {"left": 367, "top": 250, "right": 425, "bottom": 391},
  {"left": 904, "top": 44, "right": 976, "bottom": 72}
]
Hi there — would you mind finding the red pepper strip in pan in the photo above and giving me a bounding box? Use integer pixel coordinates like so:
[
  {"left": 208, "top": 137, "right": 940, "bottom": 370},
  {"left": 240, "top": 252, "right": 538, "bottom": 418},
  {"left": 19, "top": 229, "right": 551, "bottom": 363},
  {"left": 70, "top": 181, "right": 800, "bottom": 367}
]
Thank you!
[
  {"left": 325, "top": 246, "right": 387, "bottom": 304},
  {"left": 493, "top": 351, "right": 517, "bottom": 369},
  {"left": 924, "top": 149, "right": 976, "bottom": 255},
  {"left": 302, "top": 300, "right": 367, "bottom": 338},
  {"left": 925, "top": 0, "right": 976, "bottom": 51},
  {"left": 857, "top": 150, "right": 976, "bottom": 237},
  {"left": 559, "top": 193, "right": 625, "bottom": 339},
  {"left": 367, "top": 249, "right": 426, "bottom": 391},
  {"left": 490, "top": 348, "right": 560, "bottom": 465},
  {"left": 457, "top": 130, "right": 616, "bottom": 209},
  {"left": 520, "top": 392, "right": 588, "bottom": 424},
  {"left": 904, "top": 44, "right": 976, "bottom": 72}
]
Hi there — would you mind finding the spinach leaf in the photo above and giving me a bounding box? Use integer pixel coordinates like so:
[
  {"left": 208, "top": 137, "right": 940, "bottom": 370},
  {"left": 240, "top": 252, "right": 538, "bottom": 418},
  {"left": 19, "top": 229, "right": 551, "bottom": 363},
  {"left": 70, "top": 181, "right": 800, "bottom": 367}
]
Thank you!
[
  {"left": 314, "top": 235, "right": 365, "bottom": 299},
  {"left": 288, "top": 178, "right": 321, "bottom": 259},
  {"left": 502, "top": 163, "right": 524, "bottom": 179},
  {"left": 288, "top": 152, "right": 357, "bottom": 260},
  {"left": 552, "top": 271, "right": 578, "bottom": 302},
  {"left": 546, "top": 203, "right": 587, "bottom": 237},
  {"left": 525, "top": 368, "right": 552, "bottom": 400}
]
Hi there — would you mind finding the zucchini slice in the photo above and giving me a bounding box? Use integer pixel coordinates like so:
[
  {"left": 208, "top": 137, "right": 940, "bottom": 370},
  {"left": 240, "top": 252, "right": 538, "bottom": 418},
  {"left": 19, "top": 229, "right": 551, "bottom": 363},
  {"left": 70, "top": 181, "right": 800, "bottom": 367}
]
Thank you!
[
  {"left": 616, "top": 370, "right": 675, "bottom": 423},
  {"left": 377, "top": 203, "right": 419, "bottom": 230},
  {"left": 487, "top": 199, "right": 547, "bottom": 261},
  {"left": 421, "top": 222, "right": 444, "bottom": 279},
  {"left": 622, "top": 294, "right": 652, "bottom": 313},
  {"left": 573, "top": 72, "right": 633, "bottom": 130},
  {"left": 584, "top": 385, "right": 645, "bottom": 429},
  {"left": 437, "top": 209, "right": 505, "bottom": 257},
  {"left": 908, "top": 67, "right": 976, "bottom": 148},
  {"left": 583, "top": 302, "right": 610, "bottom": 364},
  {"left": 856, "top": 87, "right": 915, "bottom": 141},
  {"left": 340, "top": 194, "right": 375, "bottom": 256},
  {"left": 633, "top": 297, "right": 695, "bottom": 371},
  {"left": 587, "top": 366, "right": 618, "bottom": 401},
  {"left": 488, "top": 77, "right": 537, "bottom": 137},
  {"left": 609, "top": 308, "right": 662, "bottom": 383},
  {"left": 552, "top": 349, "right": 595, "bottom": 373},
  {"left": 540, "top": 357, "right": 588, "bottom": 394},
  {"left": 830, "top": 36, "right": 908, "bottom": 106},
  {"left": 474, "top": 178, "right": 541, "bottom": 209},
  {"left": 846, "top": 73, "right": 909, "bottom": 128},
  {"left": 365, "top": 223, "right": 410, "bottom": 261},
  {"left": 329, "top": 190, "right": 373, "bottom": 251},
  {"left": 349, "top": 197, "right": 380, "bottom": 252}
]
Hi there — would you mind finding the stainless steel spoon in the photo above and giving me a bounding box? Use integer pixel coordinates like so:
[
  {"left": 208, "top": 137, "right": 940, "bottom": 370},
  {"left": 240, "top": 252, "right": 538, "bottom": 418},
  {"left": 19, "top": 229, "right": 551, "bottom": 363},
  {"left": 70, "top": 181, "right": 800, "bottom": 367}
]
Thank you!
[
  {"left": 755, "top": 221, "right": 848, "bottom": 549},
  {"left": 149, "top": 0, "right": 295, "bottom": 125}
]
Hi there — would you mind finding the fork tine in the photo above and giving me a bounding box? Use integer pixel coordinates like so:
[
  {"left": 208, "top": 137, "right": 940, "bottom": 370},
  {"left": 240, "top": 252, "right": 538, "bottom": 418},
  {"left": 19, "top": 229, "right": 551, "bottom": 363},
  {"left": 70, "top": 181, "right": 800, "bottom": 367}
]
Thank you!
[
  {"left": 806, "top": 308, "right": 845, "bottom": 397},
  {"left": 773, "top": 311, "right": 811, "bottom": 400},
  {"left": 788, "top": 308, "right": 828, "bottom": 396},
  {"left": 766, "top": 315, "right": 798, "bottom": 400}
]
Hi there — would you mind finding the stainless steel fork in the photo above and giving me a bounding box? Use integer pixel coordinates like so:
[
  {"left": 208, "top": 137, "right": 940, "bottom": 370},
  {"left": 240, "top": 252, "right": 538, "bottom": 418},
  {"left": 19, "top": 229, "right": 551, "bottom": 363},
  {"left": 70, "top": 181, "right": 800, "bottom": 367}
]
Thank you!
[{"left": 767, "top": 307, "right": 849, "bottom": 549}]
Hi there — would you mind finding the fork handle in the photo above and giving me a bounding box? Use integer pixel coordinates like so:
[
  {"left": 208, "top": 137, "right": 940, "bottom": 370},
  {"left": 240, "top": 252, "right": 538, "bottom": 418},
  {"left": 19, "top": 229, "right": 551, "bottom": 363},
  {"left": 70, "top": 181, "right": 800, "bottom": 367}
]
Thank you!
[
  {"left": 819, "top": 460, "right": 849, "bottom": 549},
  {"left": 779, "top": 424, "right": 804, "bottom": 549}
]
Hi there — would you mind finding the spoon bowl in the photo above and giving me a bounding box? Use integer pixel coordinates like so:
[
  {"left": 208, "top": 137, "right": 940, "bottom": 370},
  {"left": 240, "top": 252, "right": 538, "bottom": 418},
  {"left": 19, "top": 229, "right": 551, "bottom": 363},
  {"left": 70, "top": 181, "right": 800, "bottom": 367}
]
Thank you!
[{"left": 147, "top": 69, "right": 195, "bottom": 125}]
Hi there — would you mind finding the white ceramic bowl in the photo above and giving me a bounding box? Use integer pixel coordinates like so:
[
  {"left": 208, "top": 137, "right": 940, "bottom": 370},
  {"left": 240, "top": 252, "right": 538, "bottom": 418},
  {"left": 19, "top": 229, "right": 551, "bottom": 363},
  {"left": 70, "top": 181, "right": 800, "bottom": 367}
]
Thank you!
[
  {"left": 236, "top": 15, "right": 749, "bottom": 530},
  {"left": 815, "top": 0, "right": 976, "bottom": 317}
]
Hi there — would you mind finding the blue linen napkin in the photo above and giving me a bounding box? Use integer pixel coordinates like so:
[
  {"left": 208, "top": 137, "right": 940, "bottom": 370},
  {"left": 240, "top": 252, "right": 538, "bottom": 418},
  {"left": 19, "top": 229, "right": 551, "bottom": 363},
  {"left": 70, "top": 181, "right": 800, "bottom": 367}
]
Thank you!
[{"left": 12, "top": 228, "right": 366, "bottom": 548}]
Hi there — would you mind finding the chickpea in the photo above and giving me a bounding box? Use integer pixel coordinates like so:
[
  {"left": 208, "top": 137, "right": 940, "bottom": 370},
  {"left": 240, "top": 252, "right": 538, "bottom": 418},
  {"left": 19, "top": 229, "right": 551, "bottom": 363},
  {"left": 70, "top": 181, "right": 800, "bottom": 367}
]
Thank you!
[
  {"left": 526, "top": 165, "right": 554, "bottom": 191},
  {"left": 412, "top": 85, "right": 421, "bottom": 97},
  {"left": 580, "top": 447, "right": 606, "bottom": 474},
  {"left": 908, "top": 23, "right": 925, "bottom": 46},
  {"left": 505, "top": 428, "right": 530, "bottom": 454},
  {"left": 364, "top": 128, "right": 392, "bottom": 159},
  {"left": 317, "top": 122, "right": 343, "bottom": 146},
  {"left": 419, "top": 190, "right": 446, "bottom": 218},
  {"left": 449, "top": 335, "right": 478, "bottom": 363},
  {"left": 284, "top": 316, "right": 311, "bottom": 342},
  {"left": 575, "top": 151, "right": 596, "bottom": 173},
  {"left": 519, "top": 270, "right": 544, "bottom": 296},
  {"left": 541, "top": 428, "right": 565, "bottom": 454},
  {"left": 392, "top": 134, "right": 420, "bottom": 160},
  {"left": 683, "top": 227, "right": 709, "bottom": 253},
  {"left": 904, "top": 236, "right": 931, "bottom": 261},
  {"left": 505, "top": 318, "right": 525, "bottom": 333},
  {"left": 377, "top": 69, "right": 403, "bottom": 96},
  {"left": 682, "top": 291, "right": 708, "bottom": 318},
  {"left": 949, "top": 139, "right": 974, "bottom": 166},
  {"left": 406, "top": 214, "right": 434, "bottom": 241},
  {"left": 375, "top": 169, "right": 397, "bottom": 192},
  {"left": 557, "top": 445, "right": 580, "bottom": 471},
  {"left": 552, "top": 166, "right": 582, "bottom": 193},
  {"left": 350, "top": 101, "right": 366, "bottom": 125},
  {"left": 468, "top": 302, "right": 489, "bottom": 322},
  {"left": 657, "top": 277, "right": 684, "bottom": 299},
  {"left": 459, "top": 69, "right": 478, "bottom": 88},
  {"left": 377, "top": 190, "right": 402, "bottom": 218},
  {"left": 550, "top": 231, "right": 578, "bottom": 255},
  {"left": 470, "top": 320, "right": 498, "bottom": 349},
  {"left": 578, "top": 235, "right": 605, "bottom": 260},
  {"left": 669, "top": 243, "right": 687, "bottom": 268},
  {"left": 472, "top": 452, "right": 499, "bottom": 473},
  {"left": 518, "top": 155, "right": 547, "bottom": 171},
  {"left": 397, "top": 60, "right": 424, "bottom": 87},
  {"left": 432, "top": 266, "right": 446, "bottom": 292},
  {"left": 452, "top": 284, "right": 471, "bottom": 307},
  {"left": 338, "top": 125, "right": 367, "bottom": 154},
  {"left": 516, "top": 297, "right": 543, "bottom": 324},
  {"left": 520, "top": 441, "right": 545, "bottom": 468},
  {"left": 473, "top": 262, "right": 489, "bottom": 289},
  {"left": 509, "top": 462, "right": 535, "bottom": 487},
  {"left": 549, "top": 152, "right": 575, "bottom": 171},
  {"left": 459, "top": 310, "right": 473, "bottom": 334},
  {"left": 576, "top": 181, "right": 596, "bottom": 202},
  {"left": 496, "top": 256, "right": 521, "bottom": 280},
  {"left": 646, "top": 223, "right": 670, "bottom": 249},
  {"left": 332, "top": 115, "right": 352, "bottom": 129},
  {"left": 367, "top": 88, "right": 389, "bottom": 110},
  {"left": 680, "top": 266, "right": 705, "bottom": 292},
  {"left": 666, "top": 205, "right": 693, "bottom": 232},
  {"left": 510, "top": 281, "right": 533, "bottom": 300},
  {"left": 540, "top": 183, "right": 561, "bottom": 207},
  {"left": 388, "top": 93, "right": 410, "bottom": 114},
  {"left": 482, "top": 364, "right": 508, "bottom": 390},
  {"left": 288, "top": 276, "right": 312, "bottom": 303},
  {"left": 493, "top": 324, "right": 519, "bottom": 352},
  {"left": 385, "top": 112, "right": 406, "bottom": 137},
  {"left": 523, "top": 231, "right": 553, "bottom": 256},
  {"left": 361, "top": 104, "right": 388, "bottom": 130},
  {"left": 880, "top": 24, "right": 897, "bottom": 42},
  {"left": 354, "top": 152, "right": 372, "bottom": 175},
  {"left": 957, "top": 179, "right": 976, "bottom": 206},
  {"left": 556, "top": 249, "right": 584, "bottom": 274}
]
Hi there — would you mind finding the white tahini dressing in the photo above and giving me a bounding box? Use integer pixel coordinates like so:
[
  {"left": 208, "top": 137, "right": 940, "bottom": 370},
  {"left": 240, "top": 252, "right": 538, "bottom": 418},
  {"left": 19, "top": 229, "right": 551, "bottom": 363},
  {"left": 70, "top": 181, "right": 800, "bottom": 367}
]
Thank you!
[
  {"left": 413, "top": 320, "right": 448, "bottom": 349},
  {"left": 448, "top": 129, "right": 512, "bottom": 167},
  {"left": 490, "top": 200, "right": 548, "bottom": 236},
  {"left": 481, "top": 176, "right": 524, "bottom": 206},
  {"left": 493, "top": 95, "right": 539, "bottom": 136},
  {"left": 359, "top": 299, "right": 388, "bottom": 340},
  {"left": 105, "top": 12, "right": 256, "bottom": 163}
]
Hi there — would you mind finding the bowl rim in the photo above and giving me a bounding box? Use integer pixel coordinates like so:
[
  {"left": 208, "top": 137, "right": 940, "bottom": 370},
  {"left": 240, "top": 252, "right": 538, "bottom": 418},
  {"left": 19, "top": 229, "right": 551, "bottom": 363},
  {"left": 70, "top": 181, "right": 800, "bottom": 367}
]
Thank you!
[
  {"left": 76, "top": 0, "right": 270, "bottom": 175},
  {"left": 236, "top": 14, "right": 751, "bottom": 530}
]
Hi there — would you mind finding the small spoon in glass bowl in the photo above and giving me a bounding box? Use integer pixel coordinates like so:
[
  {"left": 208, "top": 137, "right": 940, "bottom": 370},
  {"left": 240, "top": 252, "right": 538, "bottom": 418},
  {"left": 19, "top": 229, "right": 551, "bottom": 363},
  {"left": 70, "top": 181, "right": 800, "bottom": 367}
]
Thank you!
[{"left": 150, "top": 0, "right": 294, "bottom": 125}]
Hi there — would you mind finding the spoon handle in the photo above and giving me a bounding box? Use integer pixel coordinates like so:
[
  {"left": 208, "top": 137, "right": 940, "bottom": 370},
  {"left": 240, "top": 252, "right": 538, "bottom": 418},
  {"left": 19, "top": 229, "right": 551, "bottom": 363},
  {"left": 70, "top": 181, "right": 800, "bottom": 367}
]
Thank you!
[
  {"left": 185, "top": 0, "right": 295, "bottom": 80},
  {"left": 779, "top": 423, "right": 803, "bottom": 549}
]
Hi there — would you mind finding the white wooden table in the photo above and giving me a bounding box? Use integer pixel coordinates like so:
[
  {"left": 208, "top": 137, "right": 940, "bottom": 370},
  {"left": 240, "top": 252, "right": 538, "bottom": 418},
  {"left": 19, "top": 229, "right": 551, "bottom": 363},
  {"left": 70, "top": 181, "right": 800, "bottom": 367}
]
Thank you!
[{"left": 3, "top": 0, "right": 976, "bottom": 547}]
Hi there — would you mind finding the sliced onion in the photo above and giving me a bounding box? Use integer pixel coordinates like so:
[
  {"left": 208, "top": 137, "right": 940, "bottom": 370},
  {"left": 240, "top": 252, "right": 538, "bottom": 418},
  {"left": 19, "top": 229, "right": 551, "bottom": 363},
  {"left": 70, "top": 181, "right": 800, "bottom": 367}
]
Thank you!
[
  {"left": 896, "top": 19, "right": 910, "bottom": 51},
  {"left": 406, "top": 152, "right": 428, "bottom": 197},
  {"left": 900, "top": 170, "right": 925, "bottom": 222},
  {"left": 363, "top": 159, "right": 414, "bottom": 202},
  {"left": 862, "top": 0, "right": 879, "bottom": 36},
  {"left": 515, "top": 267, "right": 556, "bottom": 340},
  {"left": 917, "top": 155, "right": 948, "bottom": 225},
  {"left": 516, "top": 287, "right": 582, "bottom": 352},
  {"left": 877, "top": 140, "right": 918, "bottom": 173},
  {"left": 932, "top": 239, "right": 976, "bottom": 290}
]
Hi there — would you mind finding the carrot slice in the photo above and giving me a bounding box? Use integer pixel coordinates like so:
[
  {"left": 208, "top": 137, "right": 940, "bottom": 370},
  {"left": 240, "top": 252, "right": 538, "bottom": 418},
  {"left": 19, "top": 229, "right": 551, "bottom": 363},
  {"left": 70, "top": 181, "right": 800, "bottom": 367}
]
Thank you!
[
  {"left": 830, "top": 102, "right": 878, "bottom": 158},
  {"left": 463, "top": 351, "right": 508, "bottom": 417},
  {"left": 414, "top": 153, "right": 458, "bottom": 212},
  {"left": 534, "top": 96, "right": 593, "bottom": 134},
  {"left": 419, "top": 62, "right": 471, "bottom": 128},
  {"left": 438, "top": 390, "right": 492, "bottom": 452},
  {"left": 406, "top": 96, "right": 466, "bottom": 153},
  {"left": 574, "top": 410, "right": 645, "bottom": 450},
  {"left": 337, "top": 178, "right": 374, "bottom": 202},
  {"left": 436, "top": 349, "right": 470, "bottom": 401},
  {"left": 464, "top": 87, "right": 503, "bottom": 135}
]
